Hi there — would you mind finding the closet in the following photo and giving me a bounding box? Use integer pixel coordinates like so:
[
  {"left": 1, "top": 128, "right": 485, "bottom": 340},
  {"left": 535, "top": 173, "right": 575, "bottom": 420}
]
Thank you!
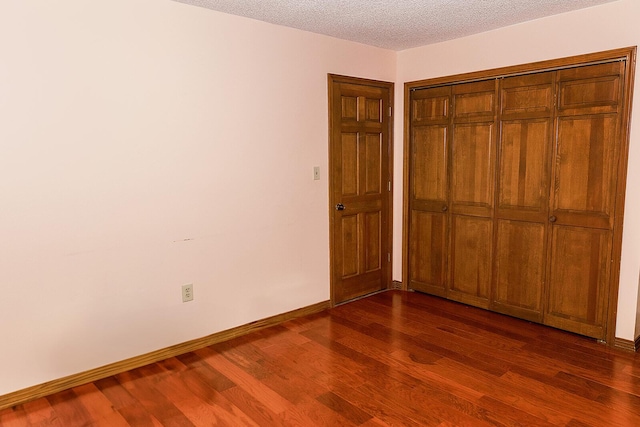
[{"left": 405, "top": 48, "right": 635, "bottom": 342}]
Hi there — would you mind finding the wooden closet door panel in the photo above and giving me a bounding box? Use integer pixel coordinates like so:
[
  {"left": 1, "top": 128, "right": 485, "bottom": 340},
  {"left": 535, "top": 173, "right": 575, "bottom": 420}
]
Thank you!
[
  {"left": 543, "top": 62, "right": 624, "bottom": 339},
  {"left": 412, "top": 125, "right": 448, "bottom": 208},
  {"left": 408, "top": 86, "right": 451, "bottom": 296},
  {"left": 493, "top": 220, "right": 545, "bottom": 321},
  {"left": 545, "top": 226, "right": 611, "bottom": 338},
  {"left": 501, "top": 75, "right": 553, "bottom": 117},
  {"left": 448, "top": 80, "right": 495, "bottom": 304},
  {"left": 451, "top": 80, "right": 496, "bottom": 218},
  {"left": 451, "top": 122, "right": 495, "bottom": 214},
  {"left": 492, "top": 72, "right": 553, "bottom": 320},
  {"left": 497, "top": 119, "right": 551, "bottom": 219},
  {"left": 409, "top": 210, "right": 447, "bottom": 296},
  {"left": 497, "top": 72, "right": 553, "bottom": 220},
  {"left": 412, "top": 86, "right": 450, "bottom": 123},
  {"left": 450, "top": 215, "right": 492, "bottom": 307},
  {"left": 554, "top": 114, "right": 617, "bottom": 228},
  {"left": 556, "top": 62, "right": 621, "bottom": 116},
  {"left": 453, "top": 81, "right": 496, "bottom": 120},
  {"left": 552, "top": 62, "right": 622, "bottom": 230}
]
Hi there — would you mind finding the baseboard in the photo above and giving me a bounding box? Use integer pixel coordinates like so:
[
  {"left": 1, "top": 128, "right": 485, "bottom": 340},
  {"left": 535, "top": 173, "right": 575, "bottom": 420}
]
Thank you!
[
  {"left": 0, "top": 300, "right": 330, "bottom": 411},
  {"left": 613, "top": 336, "right": 640, "bottom": 352}
]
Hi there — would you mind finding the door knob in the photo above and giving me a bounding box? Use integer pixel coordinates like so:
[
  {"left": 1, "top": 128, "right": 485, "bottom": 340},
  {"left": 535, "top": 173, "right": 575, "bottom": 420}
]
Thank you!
[
  {"left": 335, "top": 203, "right": 346, "bottom": 211},
  {"left": 549, "top": 215, "right": 557, "bottom": 222},
  {"left": 442, "top": 205, "right": 448, "bottom": 212}
]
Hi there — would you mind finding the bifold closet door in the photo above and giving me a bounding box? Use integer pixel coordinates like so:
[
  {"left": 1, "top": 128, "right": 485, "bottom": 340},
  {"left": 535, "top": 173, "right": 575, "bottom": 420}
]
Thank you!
[
  {"left": 544, "top": 62, "right": 624, "bottom": 339},
  {"left": 492, "top": 72, "right": 554, "bottom": 323},
  {"left": 408, "top": 81, "right": 498, "bottom": 308},
  {"left": 448, "top": 80, "right": 497, "bottom": 308},
  {"left": 407, "top": 55, "right": 630, "bottom": 341},
  {"left": 408, "top": 86, "right": 450, "bottom": 297}
]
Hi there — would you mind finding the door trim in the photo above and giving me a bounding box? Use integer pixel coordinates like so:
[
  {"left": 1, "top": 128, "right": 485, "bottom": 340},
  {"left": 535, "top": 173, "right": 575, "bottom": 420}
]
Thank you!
[
  {"left": 328, "top": 74, "right": 394, "bottom": 306},
  {"left": 402, "top": 47, "right": 636, "bottom": 346}
]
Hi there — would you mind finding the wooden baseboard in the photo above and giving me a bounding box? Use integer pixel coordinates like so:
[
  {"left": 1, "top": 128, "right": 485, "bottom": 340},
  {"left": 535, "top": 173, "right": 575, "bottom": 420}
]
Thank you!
[
  {"left": 0, "top": 300, "right": 330, "bottom": 411},
  {"left": 613, "top": 336, "right": 640, "bottom": 353}
]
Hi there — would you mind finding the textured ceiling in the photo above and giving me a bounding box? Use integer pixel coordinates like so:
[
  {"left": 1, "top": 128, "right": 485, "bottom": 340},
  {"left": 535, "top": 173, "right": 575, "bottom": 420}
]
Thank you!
[{"left": 172, "top": 0, "right": 617, "bottom": 50}]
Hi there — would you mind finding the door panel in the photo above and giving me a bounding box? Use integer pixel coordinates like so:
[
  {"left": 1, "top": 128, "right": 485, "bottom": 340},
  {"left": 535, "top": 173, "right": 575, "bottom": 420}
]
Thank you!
[
  {"left": 450, "top": 215, "right": 492, "bottom": 307},
  {"left": 552, "top": 63, "right": 622, "bottom": 231},
  {"left": 545, "top": 226, "right": 611, "bottom": 338},
  {"left": 364, "top": 211, "right": 381, "bottom": 273},
  {"left": 341, "top": 134, "right": 358, "bottom": 196},
  {"left": 453, "top": 85, "right": 495, "bottom": 119},
  {"left": 340, "top": 214, "right": 359, "bottom": 277},
  {"left": 493, "top": 220, "right": 545, "bottom": 321},
  {"left": 554, "top": 115, "right": 617, "bottom": 228},
  {"left": 451, "top": 82, "right": 496, "bottom": 220},
  {"left": 364, "top": 134, "right": 382, "bottom": 194},
  {"left": 412, "top": 94, "right": 449, "bottom": 122},
  {"left": 498, "top": 120, "right": 550, "bottom": 216},
  {"left": 491, "top": 72, "right": 553, "bottom": 319},
  {"left": 449, "top": 81, "right": 496, "bottom": 304},
  {"left": 557, "top": 62, "right": 621, "bottom": 115},
  {"left": 409, "top": 210, "right": 447, "bottom": 296},
  {"left": 412, "top": 125, "right": 448, "bottom": 204},
  {"left": 451, "top": 123, "right": 495, "bottom": 213},
  {"left": 542, "top": 62, "right": 624, "bottom": 339},
  {"left": 329, "top": 76, "right": 392, "bottom": 304},
  {"left": 501, "top": 77, "right": 553, "bottom": 117},
  {"left": 497, "top": 72, "right": 552, "bottom": 221},
  {"left": 408, "top": 86, "right": 451, "bottom": 297}
]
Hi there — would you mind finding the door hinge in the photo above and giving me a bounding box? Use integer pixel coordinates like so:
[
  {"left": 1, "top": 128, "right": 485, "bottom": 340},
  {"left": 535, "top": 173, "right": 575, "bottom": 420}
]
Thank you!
[
  {"left": 388, "top": 180, "right": 392, "bottom": 192},
  {"left": 388, "top": 253, "right": 391, "bottom": 263},
  {"left": 388, "top": 106, "right": 392, "bottom": 117}
]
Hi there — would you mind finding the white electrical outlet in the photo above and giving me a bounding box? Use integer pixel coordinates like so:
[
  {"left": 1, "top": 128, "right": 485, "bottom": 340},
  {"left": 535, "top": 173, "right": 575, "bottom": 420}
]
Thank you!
[{"left": 182, "top": 284, "right": 194, "bottom": 302}]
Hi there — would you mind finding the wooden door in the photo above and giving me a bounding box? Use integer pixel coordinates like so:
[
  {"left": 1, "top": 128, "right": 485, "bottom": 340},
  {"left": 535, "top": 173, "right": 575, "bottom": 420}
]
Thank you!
[
  {"left": 328, "top": 75, "right": 393, "bottom": 304},
  {"left": 405, "top": 48, "right": 635, "bottom": 344},
  {"left": 492, "top": 72, "right": 554, "bottom": 322},
  {"left": 544, "top": 62, "right": 625, "bottom": 339},
  {"left": 448, "top": 80, "right": 497, "bottom": 308},
  {"left": 408, "top": 86, "right": 450, "bottom": 297}
]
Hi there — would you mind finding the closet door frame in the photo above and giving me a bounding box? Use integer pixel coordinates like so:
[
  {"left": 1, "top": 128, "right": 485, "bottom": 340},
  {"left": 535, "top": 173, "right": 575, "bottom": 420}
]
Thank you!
[{"left": 402, "top": 47, "right": 636, "bottom": 347}]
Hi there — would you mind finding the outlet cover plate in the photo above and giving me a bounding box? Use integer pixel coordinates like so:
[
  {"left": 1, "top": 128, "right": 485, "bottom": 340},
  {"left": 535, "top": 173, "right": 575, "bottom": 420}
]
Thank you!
[{"left": 182, "top": 284, "right": 194, "bottom": 302}]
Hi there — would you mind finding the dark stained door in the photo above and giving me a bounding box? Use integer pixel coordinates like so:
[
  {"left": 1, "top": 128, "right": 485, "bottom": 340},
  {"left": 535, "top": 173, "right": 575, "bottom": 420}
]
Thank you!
[{"left": 328, "top": 75, "right": 393, "bottom": 304}]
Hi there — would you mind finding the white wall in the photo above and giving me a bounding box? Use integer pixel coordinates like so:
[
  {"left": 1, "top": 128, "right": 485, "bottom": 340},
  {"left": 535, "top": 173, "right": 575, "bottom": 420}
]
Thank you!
[
  {"left": 394, "top": 0, "right": 640, "bottom": 341},
  {"left": 0, "top": 0, "right": 396, "bottom": 396}
]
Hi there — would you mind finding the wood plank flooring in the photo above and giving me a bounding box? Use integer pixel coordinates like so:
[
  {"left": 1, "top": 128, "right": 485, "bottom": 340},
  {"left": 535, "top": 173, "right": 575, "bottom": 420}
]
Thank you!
[{"left": 2, "top": 290, "right": 640, "bottom": 426}]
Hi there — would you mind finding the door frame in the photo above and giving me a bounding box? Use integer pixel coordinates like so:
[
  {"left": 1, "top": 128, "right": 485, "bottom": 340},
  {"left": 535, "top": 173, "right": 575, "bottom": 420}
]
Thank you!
[
  {"left": 328, "top": 74, "right": 394, "bottom": 306},
  {"left": 402, "top": 47, "right": 636, "bottom": 347}
]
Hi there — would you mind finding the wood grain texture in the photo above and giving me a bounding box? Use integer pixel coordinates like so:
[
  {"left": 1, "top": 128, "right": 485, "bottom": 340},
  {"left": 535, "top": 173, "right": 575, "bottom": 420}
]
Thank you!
[
  {"left": 405, "top": 47, "right": 636, "bottom": 344},
  {"left": 2, "top": 290, "right": 639, "bottom": 426},
  {"left": 329, "top": 74, "right": 394, "bottom": 304},
  {"left": 0, "top": 300, "right": 330, "bottom": 412}
]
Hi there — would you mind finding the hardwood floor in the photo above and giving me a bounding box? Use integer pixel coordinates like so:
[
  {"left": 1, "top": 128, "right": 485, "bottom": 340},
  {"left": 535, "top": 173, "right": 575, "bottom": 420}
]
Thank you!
[{"left": 2, "top": 290, "right": 640, "bottom": 426}]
